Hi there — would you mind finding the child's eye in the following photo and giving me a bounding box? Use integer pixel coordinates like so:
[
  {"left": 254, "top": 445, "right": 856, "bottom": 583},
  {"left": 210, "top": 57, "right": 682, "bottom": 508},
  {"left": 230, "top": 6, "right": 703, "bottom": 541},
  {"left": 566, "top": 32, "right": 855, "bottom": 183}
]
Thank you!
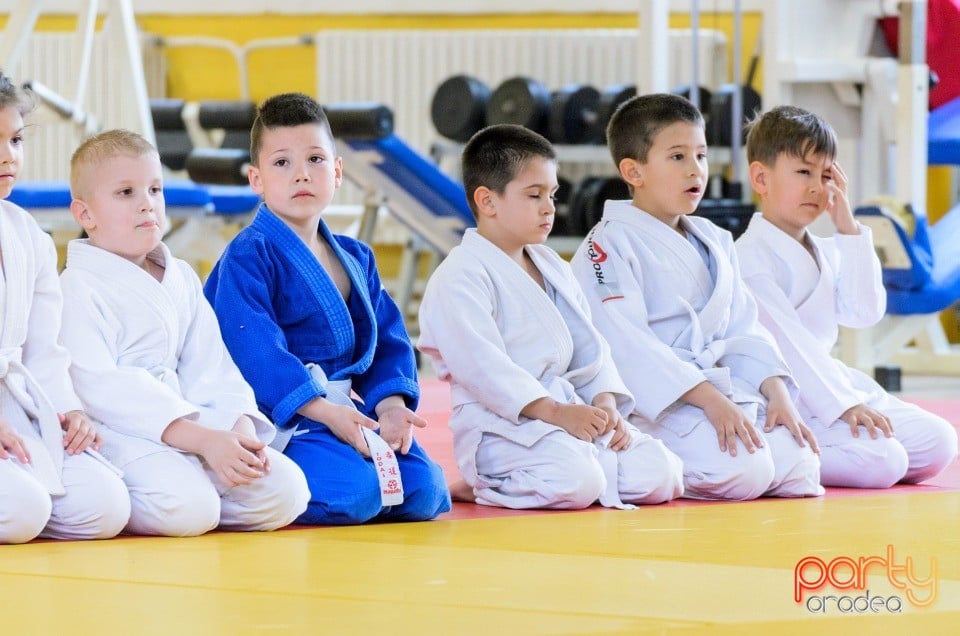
[
  {"left": 309, "top": 155, "right": 325, "bottom": 163},
  {"left": 274, "top": 159, "right": 288, "bottom": 167},
  {"left": 797, "top": 169, "right": 810, "bottom": 175},
  {"left": 118, "top": 187, "right": 133, "bottom": 196},
  {"left": 671, "top": 153, "right": 684, "bottom": 161},
  {"left": 11, "top": 135, "right": 22, "bottom": 145},
  {"left": 150, "top": 186, "right": 163, "bottom": 194},
  {"left": 697, "top": 153, "right": 707, "bottom": 161}
]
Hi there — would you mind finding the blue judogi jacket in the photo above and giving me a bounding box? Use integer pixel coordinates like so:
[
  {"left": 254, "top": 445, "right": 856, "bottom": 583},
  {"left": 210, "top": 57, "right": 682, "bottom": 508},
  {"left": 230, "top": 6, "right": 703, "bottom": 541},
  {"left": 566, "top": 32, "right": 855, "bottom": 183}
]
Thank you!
[{"left": 203, "top": 206, "right": 419, "bottom": 431}]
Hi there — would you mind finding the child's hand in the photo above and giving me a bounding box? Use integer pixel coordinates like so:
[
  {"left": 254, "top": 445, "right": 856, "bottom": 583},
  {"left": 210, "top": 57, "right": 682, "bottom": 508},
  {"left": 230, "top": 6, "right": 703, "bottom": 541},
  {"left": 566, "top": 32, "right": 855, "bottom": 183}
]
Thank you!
[
  {"left": 551, "top": 403, "right": 608, "bottom": 442},
  {"left": 58, "top": 410, "right": 101, "bottom": 455},
  {"left": 201, "top": 429, "right": 267, "bottom": 487},
  {"left": 839, "top": 403, "right": 894, "bottom": 440},
  {"left": 232, "top": 415, "right": 270, "bottom": 473},
  {"left": 377, "top": 405, "right": 427, "bottom": 455},
  {"left": 321, "top": 402, "right": 378, "bottom": 457},
  {"left": 592, "top": 393, "right": 631, "bottom": 451},
  {"left": 702, "top": 393, "right": 763, "bottom": 457},
  {"left": 0, "top": 417, "right": 30, "bottom": 463},
  {"left": 825, "top": 161, "right": 857, "bottom": 235},
  {"left": 760, "top": 381, "right": 820, "bottom": 454}
]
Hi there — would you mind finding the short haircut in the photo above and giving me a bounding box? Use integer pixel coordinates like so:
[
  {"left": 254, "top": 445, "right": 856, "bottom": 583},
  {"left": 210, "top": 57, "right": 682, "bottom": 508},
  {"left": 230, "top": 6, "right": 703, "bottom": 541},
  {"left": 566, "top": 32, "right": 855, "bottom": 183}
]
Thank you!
[
  {"left": 0, "top": 70, "right": 34, "bottom": 115},
  {"left": 745, "top": 105, "right": 837, "bottom": 166},
  {"left": 606, "top": 93, "right": 704, "bottom": 167},
  {"left": 461, "top": 124, "right": 556, "bottom": 217},
  {"left": 70, "top": 129, "right": 157, "bottom": 199},
  {"left": 250, "top": 92, "right": 333, "bottom": 165}
]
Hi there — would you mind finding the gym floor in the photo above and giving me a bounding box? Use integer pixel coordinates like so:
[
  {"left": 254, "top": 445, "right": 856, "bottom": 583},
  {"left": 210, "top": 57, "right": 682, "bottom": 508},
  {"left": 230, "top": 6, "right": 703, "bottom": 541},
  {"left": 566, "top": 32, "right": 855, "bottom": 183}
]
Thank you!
[{"left": 3, "top": 376, "right": 958, "bottom": 635}]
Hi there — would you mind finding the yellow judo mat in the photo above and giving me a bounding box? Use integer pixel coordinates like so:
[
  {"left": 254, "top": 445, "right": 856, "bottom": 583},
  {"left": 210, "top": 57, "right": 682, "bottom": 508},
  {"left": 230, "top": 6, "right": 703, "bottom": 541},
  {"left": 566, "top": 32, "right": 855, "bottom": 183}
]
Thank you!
[{"left": 3, "top": 490, "right": 957, "bottom": 635}]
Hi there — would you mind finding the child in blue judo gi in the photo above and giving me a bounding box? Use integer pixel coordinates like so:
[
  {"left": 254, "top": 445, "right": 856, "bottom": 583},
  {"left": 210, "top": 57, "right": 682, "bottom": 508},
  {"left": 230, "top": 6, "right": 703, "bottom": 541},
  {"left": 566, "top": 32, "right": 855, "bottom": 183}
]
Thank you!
[{"left": 204, "top": 93, "right": 451, "bottom": 525}]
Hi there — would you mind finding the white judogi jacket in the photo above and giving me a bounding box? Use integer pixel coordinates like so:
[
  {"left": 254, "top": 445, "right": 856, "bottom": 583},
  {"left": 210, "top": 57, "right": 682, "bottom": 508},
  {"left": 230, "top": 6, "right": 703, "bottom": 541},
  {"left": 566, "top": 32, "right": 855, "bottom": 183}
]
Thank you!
[
  {"left": 736, "top": 213, "right": 887, "bottom": 425},
  {"left": 59, "top": 240, "right": 273, "bottom": 466},
  {"left": 0, "top": 200, "right": 83, "bottom": 493},
  {"left": 418, "top": 229, "right": 634, "bottom": 484},
  {"left": 571, "top": 201, "right": 795, "bottom": 435}
]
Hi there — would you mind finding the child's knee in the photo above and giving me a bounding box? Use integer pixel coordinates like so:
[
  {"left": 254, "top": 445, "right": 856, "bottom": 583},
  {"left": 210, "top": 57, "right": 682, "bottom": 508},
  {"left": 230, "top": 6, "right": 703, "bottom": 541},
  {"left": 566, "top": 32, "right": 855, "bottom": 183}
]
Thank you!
[
  {"left": 256, "top": 454, "right": 311, "bottom": 529},
  {"left": 50, "top": 472, "right": 131, "bottom": 540},
  {"left": 904, "top": 420, "right": 959, "bottom": 483},
  {"left": 0, "top": 479, "right": 52, "bottom": 544},
  {"left": 823, "top": 437, "right": 908, "bottom": 489},
  {"left": 548, "top": 454, "right": 606, "bottom": 509},
  {"left": 296, "top": 469, "right": 383, "bottom": 526},
  {"left": 688, "top": 451, "right": 775, "bottom": 501},
  {"left": 627, "top": 445, "right": 685, "bottom": 503},
  {"left": 128, "top": 481, "right": 220, "bottom": 537},
  {"left": 394, "top": 456, "right": 452, "bottom": 520}
]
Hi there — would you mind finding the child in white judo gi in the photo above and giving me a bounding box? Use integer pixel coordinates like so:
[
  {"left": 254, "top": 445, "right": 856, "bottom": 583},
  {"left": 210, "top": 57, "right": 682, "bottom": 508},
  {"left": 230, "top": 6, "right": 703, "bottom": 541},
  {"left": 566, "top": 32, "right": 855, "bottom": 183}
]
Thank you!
[
  {"left": 204, "top": 93, "right": 450, "bottom": 525},
  {"left": 735, "top": 105, "right": 958, "bottom": 488},
  {"left": 0, "top": 74, "right": 129, "bottom": 543},
  {"left": 571, "top": 94, "right": 824, "bottom": 501},
  {"left": 419, "top": 124, "right": 684, "bottom": 509},
  {"left": 59, "top": 130, "right": 309, "bottom": 536}
]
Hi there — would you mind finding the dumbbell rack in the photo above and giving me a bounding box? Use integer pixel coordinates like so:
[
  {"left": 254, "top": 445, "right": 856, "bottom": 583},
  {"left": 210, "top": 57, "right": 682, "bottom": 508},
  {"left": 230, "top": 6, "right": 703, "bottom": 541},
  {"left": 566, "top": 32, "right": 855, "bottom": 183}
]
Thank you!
[{"left": 430, "top": 138, "right": 736, "bottom": 252}]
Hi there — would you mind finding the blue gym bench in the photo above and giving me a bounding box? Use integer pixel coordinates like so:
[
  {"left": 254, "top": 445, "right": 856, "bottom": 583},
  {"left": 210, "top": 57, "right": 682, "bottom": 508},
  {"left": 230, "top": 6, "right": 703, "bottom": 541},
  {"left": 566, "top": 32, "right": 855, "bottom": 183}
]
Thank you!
[{"left": 10, "top": 181, "right": 258, "bottom": 271}]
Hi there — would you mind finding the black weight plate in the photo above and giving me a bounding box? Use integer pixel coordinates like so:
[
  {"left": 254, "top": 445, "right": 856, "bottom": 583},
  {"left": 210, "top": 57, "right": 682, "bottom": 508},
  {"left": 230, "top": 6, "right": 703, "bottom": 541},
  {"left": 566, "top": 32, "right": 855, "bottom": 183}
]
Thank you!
[
  {"left": 485, "top": 76, "right": 551, "bottom": 134},
  {"left": 430, "top": 75, "right": 490, "bottom": 142}
]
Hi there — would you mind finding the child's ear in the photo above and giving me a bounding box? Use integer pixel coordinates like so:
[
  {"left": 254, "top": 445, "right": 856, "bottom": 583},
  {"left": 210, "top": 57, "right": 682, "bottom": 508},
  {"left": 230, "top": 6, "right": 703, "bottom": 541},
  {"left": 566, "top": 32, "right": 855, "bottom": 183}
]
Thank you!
[
  {"left": 334, "top": 157, "right": 344, "bottom": 188},
  {"left": 247, "top": 165, "right": 263, "bottom": 194},
  {"left": 618, "top": 158, "right": 643, "bottom": 189},
  {"left": 749, "top": 161, "right": 768, "bottom": 195},
  {"left": 473, "top": 186, "right": 496, "bottom": 218},
  {"left": 69, "top": 198, "right": 95, "bottom": 232}
]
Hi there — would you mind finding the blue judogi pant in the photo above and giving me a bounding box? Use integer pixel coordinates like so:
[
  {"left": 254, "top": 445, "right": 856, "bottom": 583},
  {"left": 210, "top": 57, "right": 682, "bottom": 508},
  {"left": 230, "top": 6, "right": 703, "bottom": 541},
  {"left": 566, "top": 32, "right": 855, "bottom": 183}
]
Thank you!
[{"left": 284, "top": 426, "right": 451, "bottom": 525}]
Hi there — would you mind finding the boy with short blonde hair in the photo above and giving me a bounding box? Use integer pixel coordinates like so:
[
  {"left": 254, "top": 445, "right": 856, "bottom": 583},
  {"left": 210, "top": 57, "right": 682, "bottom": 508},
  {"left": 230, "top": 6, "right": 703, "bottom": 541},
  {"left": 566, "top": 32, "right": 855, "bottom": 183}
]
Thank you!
[{"left": 61, "top": 129, "right": 309, "bottom": 536}]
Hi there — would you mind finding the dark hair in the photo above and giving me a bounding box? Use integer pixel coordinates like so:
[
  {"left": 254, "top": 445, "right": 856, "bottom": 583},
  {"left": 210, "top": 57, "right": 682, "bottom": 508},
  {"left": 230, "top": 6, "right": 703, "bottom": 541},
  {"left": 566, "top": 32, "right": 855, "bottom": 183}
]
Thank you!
[
  {"left": 606, "top": 93, "right": 704, "bottom": 168},
  {"left": 461, "top": 124, "right": 556, "bottom": 217},
  {"left": 250, "top": 92, "right": 333, "bottom": 165},
  {"left": 745, "top": 105, "right": 837, "bottom": 166},
  {"left": 0, "top": 70, "right": 34, "bottom": 115}
]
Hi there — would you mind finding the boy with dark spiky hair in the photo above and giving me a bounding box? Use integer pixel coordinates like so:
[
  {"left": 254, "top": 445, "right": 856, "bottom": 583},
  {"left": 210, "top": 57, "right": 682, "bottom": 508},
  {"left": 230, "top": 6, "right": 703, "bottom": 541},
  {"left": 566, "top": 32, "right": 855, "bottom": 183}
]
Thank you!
[
  {"left": 572, "top": 94, "right": 823, "bottom": 501},
  {"left": 419, "top": 124, "right": 683, "bottom": 509},
  {"left": 205, "top": 93, "right": 450, "bottom": 525}
]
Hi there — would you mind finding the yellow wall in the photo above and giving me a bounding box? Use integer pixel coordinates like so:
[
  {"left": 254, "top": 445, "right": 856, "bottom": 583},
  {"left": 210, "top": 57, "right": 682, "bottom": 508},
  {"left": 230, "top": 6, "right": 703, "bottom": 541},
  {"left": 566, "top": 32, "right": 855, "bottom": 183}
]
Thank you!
[{"left": 14, "top": 11, "right": 951, "bottom": 222}]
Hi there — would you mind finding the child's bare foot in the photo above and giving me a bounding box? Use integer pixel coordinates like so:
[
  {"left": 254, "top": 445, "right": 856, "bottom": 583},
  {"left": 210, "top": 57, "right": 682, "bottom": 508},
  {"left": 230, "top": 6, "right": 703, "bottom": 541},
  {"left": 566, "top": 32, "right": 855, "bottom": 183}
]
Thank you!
[{"left": 448, "top": 478, "right": 476, "bottom": 503}]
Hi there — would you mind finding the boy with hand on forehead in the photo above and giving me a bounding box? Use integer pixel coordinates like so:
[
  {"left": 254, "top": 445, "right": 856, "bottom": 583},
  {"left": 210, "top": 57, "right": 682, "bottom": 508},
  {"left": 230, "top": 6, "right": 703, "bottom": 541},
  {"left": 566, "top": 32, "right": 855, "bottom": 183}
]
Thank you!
[
  {"left": 60, "top": 129, "right": 309, "bottom": 536},
  {"left": 418, "top": 123, "right": 684, "bottom": 509},
  {"left": 205, "top": 93, "right": 451, "bottom": 525},
  {"left": 735, "top": 105, "right": 958, "bottom": 488},
  {"left": 571, "top": 94, "right": 823, "bottom": 501}
]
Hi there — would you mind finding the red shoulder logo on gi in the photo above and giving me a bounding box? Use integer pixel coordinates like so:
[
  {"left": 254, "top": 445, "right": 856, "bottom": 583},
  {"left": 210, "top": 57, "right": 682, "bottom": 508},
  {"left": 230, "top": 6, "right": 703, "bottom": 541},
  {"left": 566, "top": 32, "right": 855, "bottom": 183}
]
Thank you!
[
  {"left": 585, "top": 236, "right": 624, "bottom": 302},
  {"left": 794, "top": 545, "right": 938, "bottom": 614}
]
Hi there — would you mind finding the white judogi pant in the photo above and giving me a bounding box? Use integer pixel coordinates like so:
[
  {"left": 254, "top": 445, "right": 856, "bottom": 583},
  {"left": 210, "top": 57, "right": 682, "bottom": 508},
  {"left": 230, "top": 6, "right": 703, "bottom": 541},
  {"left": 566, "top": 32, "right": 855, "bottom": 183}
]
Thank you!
[
  {"left": 473, "top": 428, "right": 684, "bottom": 510},
  {"left": 115, "top": 444, "right": 309, "bottom": 537},
  {"left": 0, "top": 389, "right": 130, "bottom": 544},
  {"left": 809, "top": 394, "right": 958, "bottom": 489},
  {"left": 634, "top": 402, "right": 824, "bottom": 501}
]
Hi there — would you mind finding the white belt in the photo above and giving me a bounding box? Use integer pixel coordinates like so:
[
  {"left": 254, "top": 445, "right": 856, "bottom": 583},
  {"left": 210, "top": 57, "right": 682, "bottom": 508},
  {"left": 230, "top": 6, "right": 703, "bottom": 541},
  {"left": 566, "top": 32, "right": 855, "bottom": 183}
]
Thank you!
[
  {"left": 305, "top": 364, "right": 404, "bottom": 507},
  {"left": 0, "top": 348, "right": 122, "bottom": 495}
]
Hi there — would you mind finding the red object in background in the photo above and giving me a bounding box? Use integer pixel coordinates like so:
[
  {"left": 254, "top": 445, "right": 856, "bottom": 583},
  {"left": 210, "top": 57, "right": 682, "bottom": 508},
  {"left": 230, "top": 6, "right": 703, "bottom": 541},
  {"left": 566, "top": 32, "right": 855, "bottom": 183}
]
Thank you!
[{"left": 880, "top": 0, "right": 960, "bottom": 110}]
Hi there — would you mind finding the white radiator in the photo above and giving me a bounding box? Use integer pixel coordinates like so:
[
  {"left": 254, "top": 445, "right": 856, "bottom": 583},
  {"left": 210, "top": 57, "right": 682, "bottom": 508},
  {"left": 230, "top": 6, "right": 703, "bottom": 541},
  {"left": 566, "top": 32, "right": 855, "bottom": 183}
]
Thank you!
[
  {"left": 315, "top": 28, "right": 728, "bottom": 159},
  {"left": 7, "top": 32, "right": 165, "bottom": 182}
]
